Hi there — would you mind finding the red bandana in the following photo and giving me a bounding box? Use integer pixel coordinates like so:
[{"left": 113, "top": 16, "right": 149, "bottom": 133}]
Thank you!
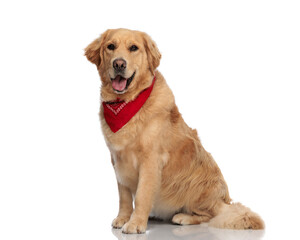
[{"left": 102, "top": 76, "right": 156, "bottom": 133}]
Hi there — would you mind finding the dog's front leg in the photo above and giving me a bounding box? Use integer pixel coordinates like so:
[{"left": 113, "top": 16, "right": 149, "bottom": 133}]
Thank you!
[
  {"left": 122, "top": 160, "right": 160, "bottom": 234},
  {"left": 112, "top": 183, "right": 133, "bottom": 228}
]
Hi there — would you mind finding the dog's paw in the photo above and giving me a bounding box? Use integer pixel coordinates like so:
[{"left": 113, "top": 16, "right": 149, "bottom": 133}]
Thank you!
[
  {"left": 112, "top": 216, "right": 130, "bottom": 229},
  {"left": 172, "top": 213, "right": 191, "bottom": 225},
  {"left": 172, "top": 213, "right": 209, "bottom": 225},
  {"left": 122, "top": 218, "right": 147, "bottom": 234}
]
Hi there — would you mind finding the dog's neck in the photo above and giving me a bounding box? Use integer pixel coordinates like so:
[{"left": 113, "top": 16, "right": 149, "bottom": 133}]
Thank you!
[{"left": 102, "top": 76, "right": 156, "bottom": 133}]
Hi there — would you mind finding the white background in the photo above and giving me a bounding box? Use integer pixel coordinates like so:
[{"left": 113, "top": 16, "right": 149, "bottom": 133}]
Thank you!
[{"left": 0, "top": 0, "right": 299, "bottom": 239}]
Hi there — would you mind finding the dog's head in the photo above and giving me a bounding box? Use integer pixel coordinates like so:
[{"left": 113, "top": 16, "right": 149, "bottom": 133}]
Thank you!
[{"left": 85, "top": 29, "right": 161, "bottom": 100}]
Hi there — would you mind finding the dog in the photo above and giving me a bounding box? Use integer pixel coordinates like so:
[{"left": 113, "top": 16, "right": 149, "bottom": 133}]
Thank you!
[{"left": 85, "top": 28, "right": 264, "bottom": 234}]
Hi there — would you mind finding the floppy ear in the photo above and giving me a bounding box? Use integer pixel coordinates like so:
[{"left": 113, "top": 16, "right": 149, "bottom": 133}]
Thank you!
[
  {"left": 142, "top": 32, "right": 161, "bottom": 74},
  {"left": 84, "top": 30, "right": 110, "bottom": 67}
]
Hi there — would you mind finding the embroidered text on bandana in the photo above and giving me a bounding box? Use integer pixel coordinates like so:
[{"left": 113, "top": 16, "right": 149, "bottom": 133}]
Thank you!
[{"left": 102, "top": 77, "right": 156, "bottom": 133}]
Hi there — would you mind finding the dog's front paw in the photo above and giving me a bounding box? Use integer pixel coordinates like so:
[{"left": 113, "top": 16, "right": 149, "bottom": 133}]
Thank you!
[
  {"left": 122, "top": 218, "right": 147, "bottom": 234},
  {"left": 112, "top": 216, "right": 130, "bottom": 229}
]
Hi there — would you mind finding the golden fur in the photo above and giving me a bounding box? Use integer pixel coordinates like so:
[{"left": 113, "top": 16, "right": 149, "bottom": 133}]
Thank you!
[{"left": 85, "top": 28, "right": 264, "bottom": 234}]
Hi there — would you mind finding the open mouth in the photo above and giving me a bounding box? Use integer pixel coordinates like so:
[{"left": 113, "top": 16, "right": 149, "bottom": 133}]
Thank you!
[{"left": 111, "top": 72, "right": 136, "bottom": 93}]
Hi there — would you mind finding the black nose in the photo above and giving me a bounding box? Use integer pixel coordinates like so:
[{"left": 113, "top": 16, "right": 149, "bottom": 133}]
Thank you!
[{"left": 113, "top": 58, "right": 127, "bottom": 71}]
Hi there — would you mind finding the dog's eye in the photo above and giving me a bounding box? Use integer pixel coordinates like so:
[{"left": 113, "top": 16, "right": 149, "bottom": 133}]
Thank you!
[
  {"left": 107, "top": 44, "right": 115, "bottom": 50},
  {"left": 129, "top": 45, "right": 138, "bottom": 52}
]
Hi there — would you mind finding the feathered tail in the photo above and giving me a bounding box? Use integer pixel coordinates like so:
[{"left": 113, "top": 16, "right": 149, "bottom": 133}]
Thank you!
[{"left": 209, "top": 202, "right": 265, "bottom": 230}]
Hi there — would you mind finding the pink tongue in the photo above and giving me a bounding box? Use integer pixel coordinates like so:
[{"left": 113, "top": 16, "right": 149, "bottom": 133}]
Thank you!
[{"left": 112, "top": 76, "right": 127, "bottom": 91}]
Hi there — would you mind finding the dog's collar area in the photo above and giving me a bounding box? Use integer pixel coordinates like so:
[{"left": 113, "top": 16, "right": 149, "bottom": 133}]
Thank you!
[{"left": 103, "top": 75, "right": 156, "bottom": 133}]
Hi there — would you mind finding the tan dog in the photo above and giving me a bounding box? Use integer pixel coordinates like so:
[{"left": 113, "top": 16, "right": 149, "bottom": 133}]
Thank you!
[{"left": 85, "top": 28, "right": 264, "bottom": 234}]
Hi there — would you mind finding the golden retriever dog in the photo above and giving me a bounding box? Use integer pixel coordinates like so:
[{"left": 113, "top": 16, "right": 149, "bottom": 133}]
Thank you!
[{"left": 85, "top": 28, "right": 264, "bottom": 234}]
